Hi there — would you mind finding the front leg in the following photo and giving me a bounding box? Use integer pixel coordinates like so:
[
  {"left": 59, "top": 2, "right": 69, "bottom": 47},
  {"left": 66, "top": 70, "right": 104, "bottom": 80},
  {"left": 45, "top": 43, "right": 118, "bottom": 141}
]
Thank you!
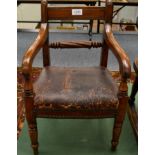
[
  {"left": 111, "top": 81, "right": 128, "bottom": 150},
  {"left": 24, "top": 89, "right": 39, "bottom": 155}
]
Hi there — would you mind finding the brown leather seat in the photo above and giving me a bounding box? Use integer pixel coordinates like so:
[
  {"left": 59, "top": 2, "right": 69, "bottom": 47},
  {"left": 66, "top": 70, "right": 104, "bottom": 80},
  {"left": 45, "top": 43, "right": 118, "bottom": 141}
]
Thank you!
[{"left": 34, "top": 66, "right": 119, "bottom": 111}]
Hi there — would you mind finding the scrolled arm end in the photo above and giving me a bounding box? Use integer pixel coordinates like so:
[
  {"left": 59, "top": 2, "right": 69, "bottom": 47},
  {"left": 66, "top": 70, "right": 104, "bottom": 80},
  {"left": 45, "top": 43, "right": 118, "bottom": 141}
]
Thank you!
[
  {"left": 21, "top": 23, "right": 48, "bottom": 77},
  {"left": 121, "top": 58, "right": 131, "bottom": 80},
  {"left": 104, "top": 24, "right": 131, "bottom": 81}
]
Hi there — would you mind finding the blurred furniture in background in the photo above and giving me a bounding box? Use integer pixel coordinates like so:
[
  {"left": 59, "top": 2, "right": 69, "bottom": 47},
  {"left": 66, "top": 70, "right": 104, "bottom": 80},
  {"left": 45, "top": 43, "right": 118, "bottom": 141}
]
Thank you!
[
  {"left": 128, "top": 57, "right": 138, "bottom": 141},
  {"left": 97, "top": 0, "right": 138, "bottom": 32},
  {"left": 17, "top": 0, "right": 99, "bottom": 40},
  {"left": 17, "top": 0, "right": 138, "bottom": 33}
]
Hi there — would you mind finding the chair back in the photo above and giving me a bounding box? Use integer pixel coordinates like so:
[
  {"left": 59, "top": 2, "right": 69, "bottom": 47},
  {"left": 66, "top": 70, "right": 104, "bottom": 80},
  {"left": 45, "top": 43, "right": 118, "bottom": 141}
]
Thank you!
[{"left": 41, "top": 0, "right": 113, "bottom": 66}]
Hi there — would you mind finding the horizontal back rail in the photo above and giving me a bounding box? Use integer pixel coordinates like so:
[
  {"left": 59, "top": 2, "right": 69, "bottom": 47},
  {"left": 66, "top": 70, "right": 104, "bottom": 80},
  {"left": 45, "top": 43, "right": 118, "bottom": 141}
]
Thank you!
[
  {"left": 47, "top": 6, "right": 106, "bottom": 20},
  {"left": 49, "top": 40, "right": 103, "bottom": 48}
]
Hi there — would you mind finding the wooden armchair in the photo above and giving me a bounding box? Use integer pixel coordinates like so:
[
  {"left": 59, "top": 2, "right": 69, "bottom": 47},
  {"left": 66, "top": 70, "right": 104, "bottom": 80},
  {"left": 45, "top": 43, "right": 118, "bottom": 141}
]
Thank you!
[{"left": 22, "top": 0, "right": 131, "bottom": 154}]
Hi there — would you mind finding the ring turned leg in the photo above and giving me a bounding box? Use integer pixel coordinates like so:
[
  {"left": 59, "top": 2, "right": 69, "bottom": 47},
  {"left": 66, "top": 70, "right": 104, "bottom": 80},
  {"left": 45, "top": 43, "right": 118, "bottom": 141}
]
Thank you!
[
  {"left": 28, "top": 120, "right": 39, "bottom": 155},
  {"left": 24, "top": 89, "right": 39, "bottom": 155},
  {"left": 111, "top": 89, "right": 128, "bottom": 150}
]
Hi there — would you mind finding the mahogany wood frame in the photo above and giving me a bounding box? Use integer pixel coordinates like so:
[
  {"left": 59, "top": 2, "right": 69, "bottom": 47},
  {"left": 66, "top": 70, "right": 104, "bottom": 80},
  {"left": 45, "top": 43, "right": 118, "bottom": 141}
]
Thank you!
[{"left": 22, "top": 0, "right": 131, "bottom": 155}]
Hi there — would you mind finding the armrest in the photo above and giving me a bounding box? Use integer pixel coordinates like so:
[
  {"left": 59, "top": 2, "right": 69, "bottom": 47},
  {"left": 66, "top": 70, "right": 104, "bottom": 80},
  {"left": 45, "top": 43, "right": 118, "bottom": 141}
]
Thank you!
[
  {"left": 22, "top": 23, "right": 48, "bottom": 76},
  {"left": 104, "top": 24, "right": 131, "bottom": 80}
]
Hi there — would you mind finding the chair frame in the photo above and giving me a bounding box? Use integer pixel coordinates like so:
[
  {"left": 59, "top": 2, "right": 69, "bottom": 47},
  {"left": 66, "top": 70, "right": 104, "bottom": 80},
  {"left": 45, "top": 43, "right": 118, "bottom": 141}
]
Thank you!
[{"left": 22, "top": 0, "right": 131, "bottom": 155}]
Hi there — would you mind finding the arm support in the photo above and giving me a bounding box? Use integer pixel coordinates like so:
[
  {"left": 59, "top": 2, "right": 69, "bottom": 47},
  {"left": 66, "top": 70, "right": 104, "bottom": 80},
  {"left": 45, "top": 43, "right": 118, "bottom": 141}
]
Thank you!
[
  {"left": 22, "top": 23, "right": 48, "bottom": 75},
  {"left": 104, "top": 24, "right": 131, "bottom": 80}
]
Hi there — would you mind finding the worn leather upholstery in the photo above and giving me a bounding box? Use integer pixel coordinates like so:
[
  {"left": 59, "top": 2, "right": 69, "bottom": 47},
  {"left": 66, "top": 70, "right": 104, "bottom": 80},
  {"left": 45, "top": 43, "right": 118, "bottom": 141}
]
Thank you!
[{"left": 33, "top": 66, "right": 119, "bottom": 111}]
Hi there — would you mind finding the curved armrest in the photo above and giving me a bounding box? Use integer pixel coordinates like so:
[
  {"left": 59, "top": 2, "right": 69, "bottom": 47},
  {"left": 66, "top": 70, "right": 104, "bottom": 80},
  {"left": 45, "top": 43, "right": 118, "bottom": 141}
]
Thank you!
[
  {"left": 22, "top": 23, "right": 48, "bottom": 76},
  {"left": 104, "top": 24, "right": 131, "bottom": 80}
]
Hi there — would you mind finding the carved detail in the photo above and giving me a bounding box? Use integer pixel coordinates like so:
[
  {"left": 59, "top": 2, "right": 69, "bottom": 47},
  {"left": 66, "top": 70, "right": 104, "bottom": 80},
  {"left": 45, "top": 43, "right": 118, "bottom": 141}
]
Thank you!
[
  {"left": 24, "top": 89, "right": 34, "bottom": 98},
  {"left": 49, "top": 41, "right": 103, "bottom": 48},
  {"left": 29, "top": 124, "right": 37, "bottom": 129},
  {"left": 28, "top": 123, "right": 38, "bottom": 155},
  {"left": 32, "top": 144, "right": 38, "bottom": 149},
  {"left": 111, "top": 123, "right": 122, "bottom": 150}
]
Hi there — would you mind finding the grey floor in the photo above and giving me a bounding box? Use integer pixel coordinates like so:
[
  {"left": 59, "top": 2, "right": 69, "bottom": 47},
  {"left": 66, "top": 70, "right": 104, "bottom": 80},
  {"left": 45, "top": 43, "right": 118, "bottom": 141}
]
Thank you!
[{"left": 17, "top": 31, "right": 138, "bottom": 71}]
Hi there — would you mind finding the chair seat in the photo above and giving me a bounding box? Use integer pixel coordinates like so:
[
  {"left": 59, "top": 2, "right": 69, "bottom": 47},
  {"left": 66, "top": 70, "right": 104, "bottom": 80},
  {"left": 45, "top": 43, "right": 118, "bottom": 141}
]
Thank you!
[{"left": 33, "top": 66, "right": 119, "bottom": 111}]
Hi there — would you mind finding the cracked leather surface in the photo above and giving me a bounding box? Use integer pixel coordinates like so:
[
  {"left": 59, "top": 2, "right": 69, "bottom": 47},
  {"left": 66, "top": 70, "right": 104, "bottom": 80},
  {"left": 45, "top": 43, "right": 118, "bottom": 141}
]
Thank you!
[{"left": 33, "top": 66, "right": 119, "bottom": 111}]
